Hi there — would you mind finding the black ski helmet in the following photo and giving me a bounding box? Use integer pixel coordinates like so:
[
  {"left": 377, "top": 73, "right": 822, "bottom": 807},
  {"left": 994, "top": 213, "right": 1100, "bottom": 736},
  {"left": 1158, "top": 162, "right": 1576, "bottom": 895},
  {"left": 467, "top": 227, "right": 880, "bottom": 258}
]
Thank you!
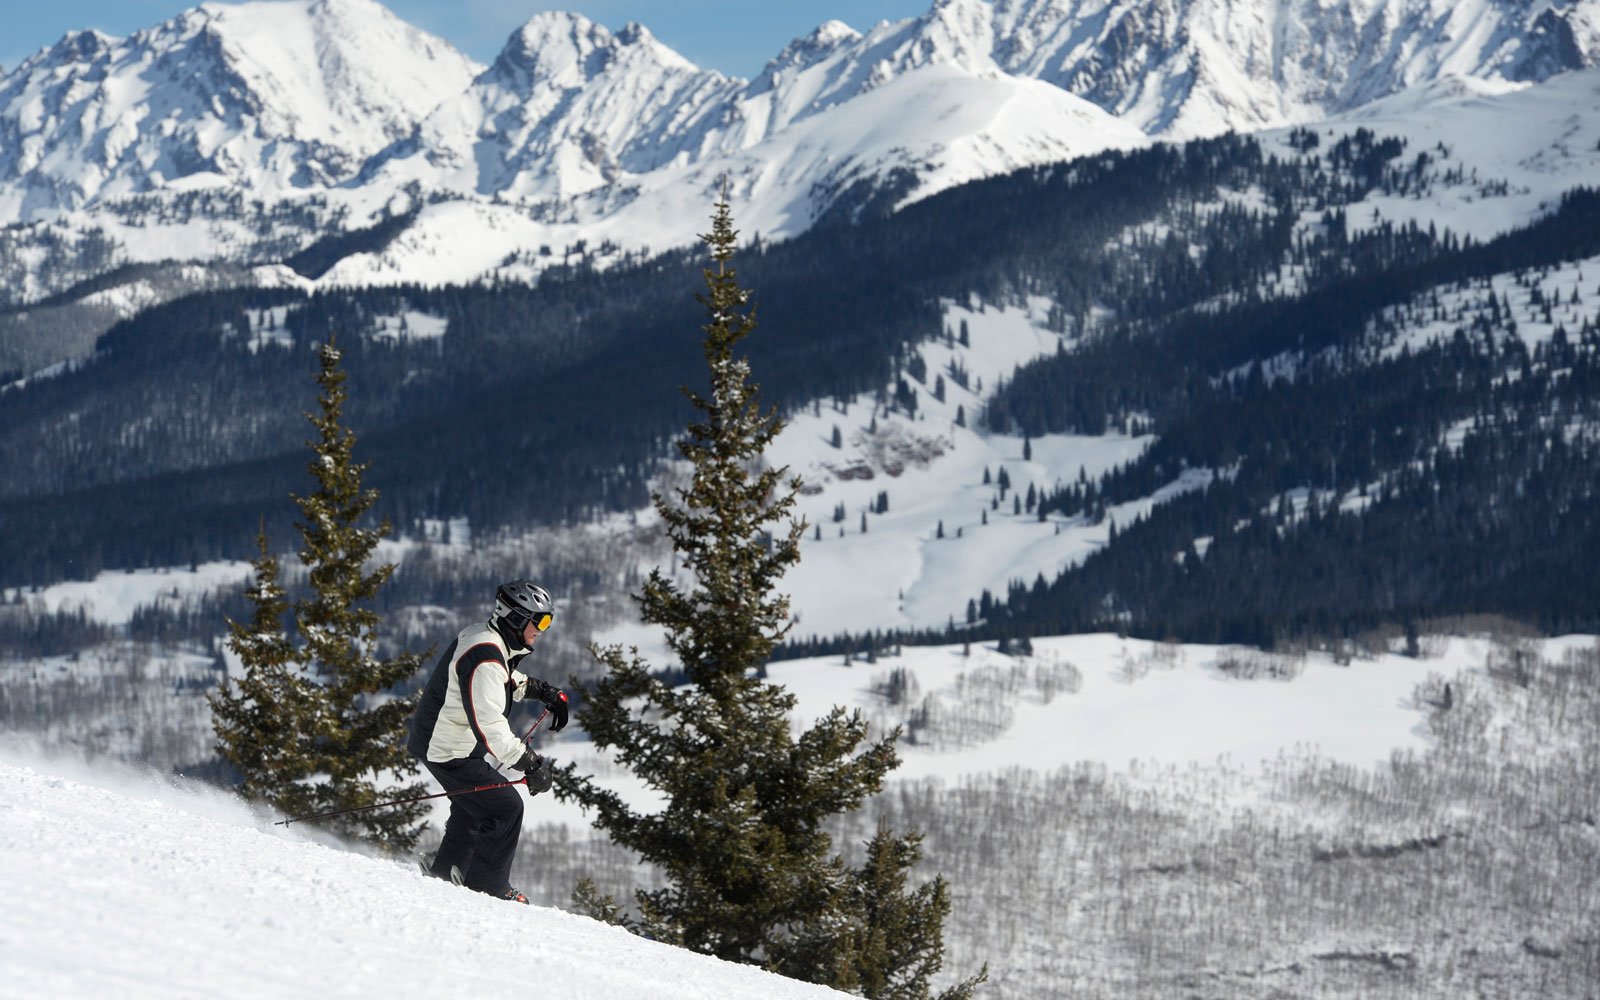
[{"left": 493, "top": 580, "right": 554, "bottom": 641}]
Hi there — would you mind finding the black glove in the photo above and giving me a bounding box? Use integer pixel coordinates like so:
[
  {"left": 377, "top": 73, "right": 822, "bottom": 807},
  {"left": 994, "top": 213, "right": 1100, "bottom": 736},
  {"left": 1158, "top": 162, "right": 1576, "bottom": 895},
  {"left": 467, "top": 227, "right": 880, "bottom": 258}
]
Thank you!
[
  {"left": 528, "top": 679, "right": 570, "bottom": 732},
  {"left": 514, "top": 751, "right": 554, "bottom": 796}
]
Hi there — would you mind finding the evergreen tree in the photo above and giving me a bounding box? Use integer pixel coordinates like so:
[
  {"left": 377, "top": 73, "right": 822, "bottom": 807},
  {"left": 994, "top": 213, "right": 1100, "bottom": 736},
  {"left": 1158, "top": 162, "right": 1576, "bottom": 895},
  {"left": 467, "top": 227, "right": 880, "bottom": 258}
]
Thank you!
[
  {"left": 561, "top": 193, "right": 979, "bottom": 998},
  {"left": 832, "top": 825, "right": 979, "bottom": 992},
  {"left": 209, "top": 528, "right": 317, "bottom": 803},
  {"left": 210, "top": 340, "right": 427, "bottom": 849}
]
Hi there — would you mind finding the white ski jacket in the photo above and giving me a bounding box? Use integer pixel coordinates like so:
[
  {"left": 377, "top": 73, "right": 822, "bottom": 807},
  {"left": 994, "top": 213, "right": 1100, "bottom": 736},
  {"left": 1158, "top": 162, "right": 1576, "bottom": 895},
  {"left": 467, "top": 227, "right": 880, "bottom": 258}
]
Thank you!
[{"left": 409, "top": 621, "right": 536, "bottom": 766}]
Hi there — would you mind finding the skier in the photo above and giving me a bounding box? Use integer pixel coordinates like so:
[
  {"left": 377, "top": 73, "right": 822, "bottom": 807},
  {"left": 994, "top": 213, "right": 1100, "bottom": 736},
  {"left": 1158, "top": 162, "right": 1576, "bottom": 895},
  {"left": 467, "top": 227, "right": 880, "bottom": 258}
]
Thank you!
[{"left": 408, "top": 580, "right": 570, "bottom": 903}]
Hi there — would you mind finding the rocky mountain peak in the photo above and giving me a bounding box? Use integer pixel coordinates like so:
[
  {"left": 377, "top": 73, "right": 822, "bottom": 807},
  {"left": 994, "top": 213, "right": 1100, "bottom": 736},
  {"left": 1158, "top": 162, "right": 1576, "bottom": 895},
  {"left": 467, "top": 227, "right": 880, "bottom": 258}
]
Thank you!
[
  {"left": 493, "top": 12, "right": 699, "bottom": 91},
  {"left": 0, "top": 0, "right": 479, "bottom": 215}
]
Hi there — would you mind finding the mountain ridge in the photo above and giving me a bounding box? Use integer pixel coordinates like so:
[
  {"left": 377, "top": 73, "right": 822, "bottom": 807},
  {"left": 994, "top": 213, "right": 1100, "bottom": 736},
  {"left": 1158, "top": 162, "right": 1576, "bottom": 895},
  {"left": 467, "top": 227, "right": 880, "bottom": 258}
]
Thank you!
[{"left": 2, "top": 0, "right": 1596, "bottom": 319}]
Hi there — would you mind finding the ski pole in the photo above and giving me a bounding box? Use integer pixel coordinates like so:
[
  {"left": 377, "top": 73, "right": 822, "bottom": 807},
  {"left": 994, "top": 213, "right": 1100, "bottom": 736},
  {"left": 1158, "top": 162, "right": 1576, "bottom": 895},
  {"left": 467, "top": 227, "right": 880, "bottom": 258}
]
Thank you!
[
  {"left": 521, "top": 705, "right": 551, "bottom": 743},
  {"left": 273, "top": 705, "right": 554, "bottom": 827},
  {"left": 273, "top": 777, "right": 529, "bottom": 827}
]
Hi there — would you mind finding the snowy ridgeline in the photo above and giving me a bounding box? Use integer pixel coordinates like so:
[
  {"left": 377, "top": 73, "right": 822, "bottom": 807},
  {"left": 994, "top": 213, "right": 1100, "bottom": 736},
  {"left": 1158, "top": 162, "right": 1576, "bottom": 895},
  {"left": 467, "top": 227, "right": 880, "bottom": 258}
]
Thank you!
[
  {"left": 4, "top": 0, "right": 1599, "bottom": 305},
  {"left": 3, "top": 627, "right": 1597, "bottom": 998}
]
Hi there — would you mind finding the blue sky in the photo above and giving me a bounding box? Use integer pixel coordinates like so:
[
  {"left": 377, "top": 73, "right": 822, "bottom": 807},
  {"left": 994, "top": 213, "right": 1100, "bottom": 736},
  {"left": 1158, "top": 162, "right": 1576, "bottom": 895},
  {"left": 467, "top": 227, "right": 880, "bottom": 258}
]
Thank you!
[{"left": 0, "top": 1, "right": 936, "bottom": 78}]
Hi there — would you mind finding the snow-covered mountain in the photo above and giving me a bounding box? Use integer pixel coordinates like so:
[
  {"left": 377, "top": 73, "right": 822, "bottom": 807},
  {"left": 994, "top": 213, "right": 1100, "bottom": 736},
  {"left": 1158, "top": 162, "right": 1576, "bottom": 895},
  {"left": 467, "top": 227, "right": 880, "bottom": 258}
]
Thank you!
[
  {"left": 354, "top": 6, "right": 1147, "bottom": 223},
  {"left": 985, "top": 0, "right": 1600, "bottom": 136},
  {"left": 361, "top": 15, "right": 739, "bottom": 204},
  {"left": 2, "top": 0, "right": 1596, "bottom": 317},
  {"left": 0, "top": 0, "right": 481, "bottom": 217},
  {"left": 416, "top": 0, "right": 1600, "bottom": 185}
]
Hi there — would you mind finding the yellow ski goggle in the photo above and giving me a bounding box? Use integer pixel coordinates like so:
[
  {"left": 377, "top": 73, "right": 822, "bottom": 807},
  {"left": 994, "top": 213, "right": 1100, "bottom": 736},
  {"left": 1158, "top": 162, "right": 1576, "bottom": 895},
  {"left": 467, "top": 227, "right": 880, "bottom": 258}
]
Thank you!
[{"left": 531, "top": 613, "right": 554, "bottom": 633}]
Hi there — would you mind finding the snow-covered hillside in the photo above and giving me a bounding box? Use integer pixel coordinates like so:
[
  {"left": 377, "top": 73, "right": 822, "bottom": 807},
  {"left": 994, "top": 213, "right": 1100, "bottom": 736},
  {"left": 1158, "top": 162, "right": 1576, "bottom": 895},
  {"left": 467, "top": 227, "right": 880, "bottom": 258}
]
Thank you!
[
  {"left": 757, "top": 297, "right": 1150, "bottom": 638},
  {"left": 529, "top": 628, "right": 1492, "bottom": 834},
  {"left": 6, "top": 626, "right": 1596, "bottom": 999},
  {"left": 1275, "top": 66, "right": 1600, "bottom": 244},
  {"left": 0, "top": 749, "right": 849, "bottom": 999},
  {"left": 0, "top": 293, "right": 1138, "bottom": 641}
]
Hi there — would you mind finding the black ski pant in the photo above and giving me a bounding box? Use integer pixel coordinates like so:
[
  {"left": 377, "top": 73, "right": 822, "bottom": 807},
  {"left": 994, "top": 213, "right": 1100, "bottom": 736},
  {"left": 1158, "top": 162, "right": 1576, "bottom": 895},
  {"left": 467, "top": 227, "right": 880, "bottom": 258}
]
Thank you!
[{"left": 423, "top": 756, "right": 524, "bottom": 896}]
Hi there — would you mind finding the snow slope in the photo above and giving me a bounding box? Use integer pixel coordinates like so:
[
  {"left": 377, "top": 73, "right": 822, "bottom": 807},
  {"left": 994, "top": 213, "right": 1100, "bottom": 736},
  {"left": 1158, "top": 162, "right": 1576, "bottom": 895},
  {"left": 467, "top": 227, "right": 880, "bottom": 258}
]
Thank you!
[
  {"left": 769, "top": 297, "right": 1153, "bottom": 637},
  {"left": 8, "top": 626, "right": 1588, "bottom": 974},
  {"left": 0, "top": 750, "right": 848, "bottom": 999}
]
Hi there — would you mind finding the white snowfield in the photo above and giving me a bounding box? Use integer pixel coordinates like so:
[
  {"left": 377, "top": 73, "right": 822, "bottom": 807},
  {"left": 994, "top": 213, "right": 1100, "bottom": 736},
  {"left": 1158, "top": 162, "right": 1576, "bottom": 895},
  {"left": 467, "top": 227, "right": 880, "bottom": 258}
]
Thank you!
[
  {"left": 0, "top": 753, "right": 848, "bottom": 1000},
  {"left": 531, "top": 630, "right": 1549, "bottom": 835}
]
